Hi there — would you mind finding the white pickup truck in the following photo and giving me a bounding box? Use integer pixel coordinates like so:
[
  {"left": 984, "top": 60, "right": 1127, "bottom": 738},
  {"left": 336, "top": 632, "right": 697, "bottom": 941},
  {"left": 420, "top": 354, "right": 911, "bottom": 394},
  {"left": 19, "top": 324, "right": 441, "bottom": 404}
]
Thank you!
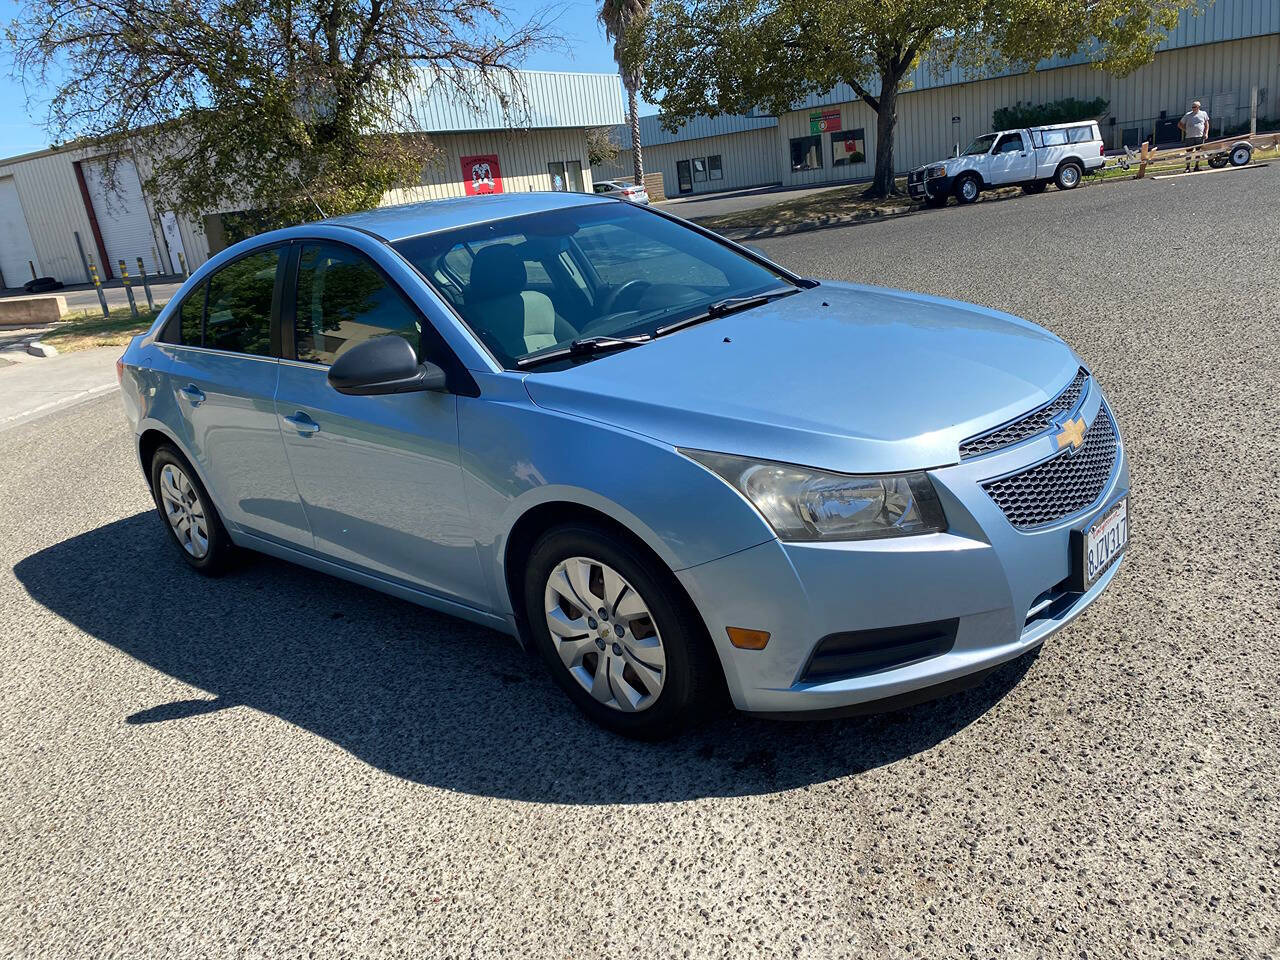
[{"left": 908, "top": 121, "right": 1107, "bottom": 205}]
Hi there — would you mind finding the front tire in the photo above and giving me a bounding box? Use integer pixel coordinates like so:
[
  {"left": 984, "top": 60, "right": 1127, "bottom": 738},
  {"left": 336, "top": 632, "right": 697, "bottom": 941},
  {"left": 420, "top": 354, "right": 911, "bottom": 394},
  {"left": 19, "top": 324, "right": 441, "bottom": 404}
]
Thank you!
[
  {"left": 953, "top": 175, "right": 980, "bottom": 204},
  {"left": 925, "top": 193, "right": 948, "bottom": 208},
  {"left": 1054, "top": 162, "right": 1083, "bottom": 190},
  {"left": 523, "top": 523, "right": 718, "bottom": 739},
  {"left": 1021, "top": 181, "right": 1048, "bottom": 195},
  {"left": 149, "top": 445, "right": 234, "bottom": 575}
]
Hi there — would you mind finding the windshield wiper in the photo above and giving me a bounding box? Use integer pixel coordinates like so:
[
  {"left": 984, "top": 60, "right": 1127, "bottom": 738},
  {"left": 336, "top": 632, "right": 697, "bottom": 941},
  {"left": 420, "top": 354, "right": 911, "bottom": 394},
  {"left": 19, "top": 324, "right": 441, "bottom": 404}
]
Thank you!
[
  {"left": 654, "top": 287, "right": 798, "bottom": 337},
  {"left": 516, "top": 334, "right": 652, "bottom": 368}
]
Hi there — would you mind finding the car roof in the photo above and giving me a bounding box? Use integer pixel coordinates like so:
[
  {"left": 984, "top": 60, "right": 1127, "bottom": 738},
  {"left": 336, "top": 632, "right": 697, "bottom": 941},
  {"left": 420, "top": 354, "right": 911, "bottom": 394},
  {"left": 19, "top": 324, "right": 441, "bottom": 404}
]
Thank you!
[{"left": 324, "top": 191, "right": 613, "bottom": 242}]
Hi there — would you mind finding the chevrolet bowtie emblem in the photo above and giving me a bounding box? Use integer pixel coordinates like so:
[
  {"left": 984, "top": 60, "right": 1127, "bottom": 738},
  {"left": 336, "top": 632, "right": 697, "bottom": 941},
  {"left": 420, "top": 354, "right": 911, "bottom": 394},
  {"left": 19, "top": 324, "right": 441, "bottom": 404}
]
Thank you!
[{"left": 1055, "top": 416, "right": 1086, "bottom": 450}]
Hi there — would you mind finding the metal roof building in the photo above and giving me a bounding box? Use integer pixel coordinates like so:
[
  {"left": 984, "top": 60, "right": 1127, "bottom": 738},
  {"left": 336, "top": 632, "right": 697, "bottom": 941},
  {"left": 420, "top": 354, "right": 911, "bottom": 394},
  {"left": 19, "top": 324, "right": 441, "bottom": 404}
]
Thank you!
[{"left": 0, "top": 69, "right": 625, "bottom": 289}]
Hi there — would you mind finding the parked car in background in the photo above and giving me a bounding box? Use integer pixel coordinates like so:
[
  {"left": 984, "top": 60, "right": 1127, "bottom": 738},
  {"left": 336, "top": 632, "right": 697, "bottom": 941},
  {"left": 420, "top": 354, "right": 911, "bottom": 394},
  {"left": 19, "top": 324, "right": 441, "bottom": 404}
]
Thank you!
[
  {"left": 909, "top": 121, "right": 1107, "bottom": 205},
  {"left": 118, "top": 192, "right": 1128, "bottom": 738},
  {"left": 592, "top": 179, "right": 650, "bottom": 204}
]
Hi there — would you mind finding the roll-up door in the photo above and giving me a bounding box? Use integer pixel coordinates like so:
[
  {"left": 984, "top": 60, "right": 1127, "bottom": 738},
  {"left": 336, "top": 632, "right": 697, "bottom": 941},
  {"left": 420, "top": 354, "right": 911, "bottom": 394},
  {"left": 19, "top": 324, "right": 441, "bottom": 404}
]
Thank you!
[
  {"left": 81, "top": 157, "right": 162, "bottom": 275},
  {"left": 0, "top": 176, "right": 41, "bottom": 289}
]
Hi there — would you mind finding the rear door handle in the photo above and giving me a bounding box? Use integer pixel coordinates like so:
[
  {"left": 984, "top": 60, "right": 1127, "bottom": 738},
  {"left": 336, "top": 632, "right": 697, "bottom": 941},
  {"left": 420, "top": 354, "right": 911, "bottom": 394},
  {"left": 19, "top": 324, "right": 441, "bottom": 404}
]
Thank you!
[
  {"left": 283, "top": 411, "right": 320, "bottom": 436},
  {"left": 178, "top": 384, "right": 205, "bottom": 405}
]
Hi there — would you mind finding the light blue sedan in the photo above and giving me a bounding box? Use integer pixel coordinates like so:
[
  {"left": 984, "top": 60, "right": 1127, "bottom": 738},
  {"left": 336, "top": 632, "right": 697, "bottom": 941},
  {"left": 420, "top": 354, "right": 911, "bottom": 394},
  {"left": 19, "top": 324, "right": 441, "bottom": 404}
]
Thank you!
[{"left": 118, "top": 192, "right": 1128, "bottom": 738}]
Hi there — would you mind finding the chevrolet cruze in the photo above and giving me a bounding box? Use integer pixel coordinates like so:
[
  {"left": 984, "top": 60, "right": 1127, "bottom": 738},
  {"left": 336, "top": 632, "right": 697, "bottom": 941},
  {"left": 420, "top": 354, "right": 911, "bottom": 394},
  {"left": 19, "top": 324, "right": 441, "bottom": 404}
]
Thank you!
[{"left": 118, "top": 192, "right": 1129, "bottom": 738}]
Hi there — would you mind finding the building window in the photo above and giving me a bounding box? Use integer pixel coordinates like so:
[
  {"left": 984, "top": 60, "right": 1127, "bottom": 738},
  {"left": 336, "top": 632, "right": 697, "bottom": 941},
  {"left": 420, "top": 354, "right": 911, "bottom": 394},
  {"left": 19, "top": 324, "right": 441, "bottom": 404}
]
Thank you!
[
  {"left": 547, "top": 161, "right": 568, "bottom": 192},
  {"left": 692, "top": 157, "right": 707, "bottom": 182},
  {"left": 708, "top": 155, "right": 723, "bottom": 180},
  {"left": 831, "top": 129, "right": 866, "bottom": 166},
  {"left": 790, "top": 135, "right": 822, "bottom": 171}
]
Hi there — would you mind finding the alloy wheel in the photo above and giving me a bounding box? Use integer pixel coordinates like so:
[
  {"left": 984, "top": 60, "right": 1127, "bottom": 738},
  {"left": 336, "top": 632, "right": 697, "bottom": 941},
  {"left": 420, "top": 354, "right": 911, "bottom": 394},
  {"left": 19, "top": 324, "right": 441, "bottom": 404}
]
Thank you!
[
  {"left": 543, "top": 556, "right": 666, "bottom": 712},
  {"left": 159, "top": 463, "right": 210, "bottom": 559},
  {"left": 1060, "top": 166, "right": 1080, "bottom": 187}
]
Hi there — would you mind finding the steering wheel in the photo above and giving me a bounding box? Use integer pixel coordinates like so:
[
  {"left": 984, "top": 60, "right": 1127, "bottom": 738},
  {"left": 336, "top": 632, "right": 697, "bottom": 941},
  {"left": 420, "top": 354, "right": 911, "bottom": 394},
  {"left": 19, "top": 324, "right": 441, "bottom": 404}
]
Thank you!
[{"left": 597, "top": 279, "right": 651, "bottom": 317}]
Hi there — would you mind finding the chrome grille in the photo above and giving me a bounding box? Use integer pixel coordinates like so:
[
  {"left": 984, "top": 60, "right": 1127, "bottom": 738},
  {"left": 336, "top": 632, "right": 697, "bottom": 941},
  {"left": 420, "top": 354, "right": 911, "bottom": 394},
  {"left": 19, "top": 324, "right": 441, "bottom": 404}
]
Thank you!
[
  {"left": 983, "top": 406, "right": 1117, "bottom": 529},
  {"left": 960, "top": 367, "right": 1089, "bottom": 460}
]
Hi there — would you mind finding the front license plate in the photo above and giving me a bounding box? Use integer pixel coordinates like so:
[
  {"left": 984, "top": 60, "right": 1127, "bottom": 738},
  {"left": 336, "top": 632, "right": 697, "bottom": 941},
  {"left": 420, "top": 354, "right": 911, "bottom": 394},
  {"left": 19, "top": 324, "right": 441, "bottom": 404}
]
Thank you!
[{"left": 1071, "top": 497, "right": 1127, "bottom": 590}]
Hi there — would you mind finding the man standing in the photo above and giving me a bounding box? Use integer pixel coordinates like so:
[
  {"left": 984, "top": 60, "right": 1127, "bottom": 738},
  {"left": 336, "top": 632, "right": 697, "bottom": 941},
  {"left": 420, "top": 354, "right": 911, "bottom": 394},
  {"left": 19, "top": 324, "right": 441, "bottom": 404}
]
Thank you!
[{"left": 1178, "top": 100, "right": 1211, "bottom": 172}]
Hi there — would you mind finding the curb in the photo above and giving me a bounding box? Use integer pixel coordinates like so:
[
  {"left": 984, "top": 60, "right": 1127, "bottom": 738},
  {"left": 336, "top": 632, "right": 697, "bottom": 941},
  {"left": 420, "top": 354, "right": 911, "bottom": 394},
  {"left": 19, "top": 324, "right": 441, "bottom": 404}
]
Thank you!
[{"left": 26, "top": 341, "right": 58, "bottom": 358}]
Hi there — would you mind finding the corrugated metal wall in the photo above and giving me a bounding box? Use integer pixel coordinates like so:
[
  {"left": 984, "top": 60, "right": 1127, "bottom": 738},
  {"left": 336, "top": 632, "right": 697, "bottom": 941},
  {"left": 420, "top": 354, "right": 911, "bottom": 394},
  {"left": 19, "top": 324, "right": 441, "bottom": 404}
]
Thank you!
[
  {"left": 598, "top": 127, "right": 783, "bottom": 195},
  {"left": 774, "top": 33, "right": 1280, "bottom": 186},
  {"left": 0, "top": 148, "right": 99, "bottom": 286},
  {"left": 384, "top": 128, "right": 596, "bottom": 204},
  {"left": 397, "top": 70, "right": 625, "bottom": 133}
]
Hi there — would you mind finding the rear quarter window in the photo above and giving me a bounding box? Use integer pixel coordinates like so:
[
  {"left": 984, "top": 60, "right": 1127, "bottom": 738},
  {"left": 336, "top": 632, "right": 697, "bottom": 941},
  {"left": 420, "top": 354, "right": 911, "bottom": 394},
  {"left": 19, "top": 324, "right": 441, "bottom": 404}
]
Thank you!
[
  {"left": 1068, "top": 125, "right": 1096, "bottom": 143},
  {"left": 1039, "top": 129, "right": 1069, "bottom": 146}
]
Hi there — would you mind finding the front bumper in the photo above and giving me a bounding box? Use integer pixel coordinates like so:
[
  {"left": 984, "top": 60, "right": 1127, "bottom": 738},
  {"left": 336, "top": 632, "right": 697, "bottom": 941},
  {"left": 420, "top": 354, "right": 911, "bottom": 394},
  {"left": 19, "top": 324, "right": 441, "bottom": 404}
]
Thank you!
[
  {"left": 907, "top": 172, "right": 953, "bottom": 199},
  {"left": 678, "top": 387, "right": 1129, "bottom": 714}
]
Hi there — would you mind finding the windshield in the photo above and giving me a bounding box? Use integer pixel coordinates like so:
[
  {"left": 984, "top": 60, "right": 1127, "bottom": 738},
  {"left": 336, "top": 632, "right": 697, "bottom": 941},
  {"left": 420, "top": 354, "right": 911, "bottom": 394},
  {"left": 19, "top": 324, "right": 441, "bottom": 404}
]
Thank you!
[
  {"left": 963, "top": 134, "right": 998, "bottom": 155},
  {"left": 391, "top": 202, "right": 793, "bottom": 368}
]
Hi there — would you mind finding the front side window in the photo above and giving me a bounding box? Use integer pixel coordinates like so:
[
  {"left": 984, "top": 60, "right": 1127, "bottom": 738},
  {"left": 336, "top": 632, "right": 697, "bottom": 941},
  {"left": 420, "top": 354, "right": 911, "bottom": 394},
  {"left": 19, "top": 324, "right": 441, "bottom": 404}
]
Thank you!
[
  {"left": 294, "top": 243, "right": 422, "bottom": 365},
  {"left": 789, "top": 135, "right": 822, "bottom": 170},
  {"left": 392, "top": 202, "right": 794, "bottom": 368},
  {"left": 963, "top": 134, "right": 998, "bottom": 155},
  {"left": 205, "top": 248, "right": 279, "bottom": 355},
  {"left": 995, "top": 133, "right": 1025, "bottom": 153}
]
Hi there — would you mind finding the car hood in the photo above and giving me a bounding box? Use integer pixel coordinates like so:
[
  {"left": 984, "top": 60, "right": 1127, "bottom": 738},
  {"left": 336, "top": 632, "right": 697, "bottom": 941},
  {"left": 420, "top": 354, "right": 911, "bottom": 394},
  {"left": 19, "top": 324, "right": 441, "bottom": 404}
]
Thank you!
[{"left": 522, "top": 282, "right": 1080, "bottom": 474}]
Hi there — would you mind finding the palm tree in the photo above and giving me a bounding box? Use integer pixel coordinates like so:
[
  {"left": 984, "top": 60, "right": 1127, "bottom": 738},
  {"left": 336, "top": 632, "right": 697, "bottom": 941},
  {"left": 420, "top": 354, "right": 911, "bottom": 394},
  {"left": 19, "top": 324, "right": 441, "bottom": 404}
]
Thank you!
[{"left": 599, "top": 0, "right": 649, "bottom": 188}]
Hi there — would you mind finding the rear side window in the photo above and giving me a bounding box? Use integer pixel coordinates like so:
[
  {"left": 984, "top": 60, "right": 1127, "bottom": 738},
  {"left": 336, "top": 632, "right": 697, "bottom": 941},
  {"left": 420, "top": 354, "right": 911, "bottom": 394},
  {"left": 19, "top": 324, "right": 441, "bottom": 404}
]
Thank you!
[
  {"left": 169, "top": 282, "right": 206, "bottom": 345},
  {"left": 1068, "top": 125, "right": 1096, "bottom": 143},
  {"left": 205, "top": 248, "right": 280, "bottom": 356},
  {"left": 294, "top": 243, "right": 421, "bottom": 365}
]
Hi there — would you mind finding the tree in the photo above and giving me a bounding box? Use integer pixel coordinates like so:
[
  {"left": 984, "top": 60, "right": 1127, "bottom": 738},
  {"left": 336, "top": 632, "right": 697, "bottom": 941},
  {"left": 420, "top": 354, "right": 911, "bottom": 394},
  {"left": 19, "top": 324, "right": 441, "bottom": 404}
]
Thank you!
[
  {"left": 599, "top": 0, "right": 651, "bottom": 186},
  {"left": 638, "top": 0, "right": 1195, "bottom": 197},
  {"left": 6, "top": 0, "right": 553, "bottom": 227},
  {"left": 586, "top": 126, "right": 622, "bottom": 169}
]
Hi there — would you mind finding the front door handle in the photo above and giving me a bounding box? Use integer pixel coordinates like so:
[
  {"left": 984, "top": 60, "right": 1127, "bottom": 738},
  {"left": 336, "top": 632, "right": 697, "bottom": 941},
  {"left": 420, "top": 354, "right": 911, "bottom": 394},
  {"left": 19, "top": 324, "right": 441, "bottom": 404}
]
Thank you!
[
  {"left": 178, "top": 384, "right": 205, "bottom": 405},
  {"left": 283, "top": 412, "right": 320, "bottom": 436}
]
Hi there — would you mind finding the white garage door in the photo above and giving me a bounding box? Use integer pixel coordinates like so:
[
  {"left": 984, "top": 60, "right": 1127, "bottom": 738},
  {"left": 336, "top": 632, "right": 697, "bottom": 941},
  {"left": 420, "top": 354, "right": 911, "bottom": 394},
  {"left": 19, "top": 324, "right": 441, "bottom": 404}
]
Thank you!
[
  {"left": 0, "top": 175, "right": 41, "bottom": 289},
  {"left": 81, "top": 157, "right": 162, "bottom": 276}
]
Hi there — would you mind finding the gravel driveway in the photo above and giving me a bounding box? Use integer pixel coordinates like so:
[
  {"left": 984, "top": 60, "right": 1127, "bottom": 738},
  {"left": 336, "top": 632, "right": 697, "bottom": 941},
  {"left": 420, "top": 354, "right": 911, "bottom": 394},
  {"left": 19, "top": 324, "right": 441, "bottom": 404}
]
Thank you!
[{"left": 2, "top": 165, "right": 1277, "bottom": 959}]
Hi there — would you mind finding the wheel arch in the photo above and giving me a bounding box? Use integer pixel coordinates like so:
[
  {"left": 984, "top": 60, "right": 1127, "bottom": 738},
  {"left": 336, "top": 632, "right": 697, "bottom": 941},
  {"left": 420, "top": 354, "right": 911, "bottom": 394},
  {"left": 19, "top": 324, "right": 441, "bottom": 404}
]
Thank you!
[
  {"left": 1055, "top": 157, "right": 1084, "bottom": 176},
  {"left": 135, "top": 424, "right": 228, "bottom": 520},
  {"left": 499, "top": 498, "right": 711, "bottom": 654}
]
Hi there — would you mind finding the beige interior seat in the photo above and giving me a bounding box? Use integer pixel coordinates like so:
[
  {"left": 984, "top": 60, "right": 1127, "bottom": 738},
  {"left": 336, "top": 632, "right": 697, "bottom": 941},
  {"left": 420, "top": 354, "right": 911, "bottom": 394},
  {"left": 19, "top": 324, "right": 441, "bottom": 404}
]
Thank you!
[{"left": 467, "top": 244, "right": 576, "bottom": 357}]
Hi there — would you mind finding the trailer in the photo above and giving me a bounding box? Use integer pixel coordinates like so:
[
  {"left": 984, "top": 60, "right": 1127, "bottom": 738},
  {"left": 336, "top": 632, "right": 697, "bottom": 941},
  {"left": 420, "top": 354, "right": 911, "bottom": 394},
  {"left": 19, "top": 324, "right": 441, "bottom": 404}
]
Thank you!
[{"left": 1137, "top": 132, "right": 1280, "bottom": 177}]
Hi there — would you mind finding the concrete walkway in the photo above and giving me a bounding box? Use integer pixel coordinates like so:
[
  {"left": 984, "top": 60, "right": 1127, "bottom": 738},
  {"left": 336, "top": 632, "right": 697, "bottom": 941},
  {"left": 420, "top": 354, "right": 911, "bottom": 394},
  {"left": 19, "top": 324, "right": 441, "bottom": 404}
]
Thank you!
[{"left": 0, "top": 346, "right": 122, "bottom": 432}]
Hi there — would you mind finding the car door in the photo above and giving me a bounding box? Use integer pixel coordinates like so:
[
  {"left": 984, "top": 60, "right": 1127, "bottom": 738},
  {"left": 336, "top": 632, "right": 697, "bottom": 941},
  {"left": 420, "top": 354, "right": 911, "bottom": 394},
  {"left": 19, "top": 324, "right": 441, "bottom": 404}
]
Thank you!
[
  {"left": 273, "top": 240, "right": 485, "bottom": 606},
  {"left": 987, "top": 132, "right": 1035, "bottom": 184},
  {"left": 152, "top": 245, "right": 312, "bottom": 546}
]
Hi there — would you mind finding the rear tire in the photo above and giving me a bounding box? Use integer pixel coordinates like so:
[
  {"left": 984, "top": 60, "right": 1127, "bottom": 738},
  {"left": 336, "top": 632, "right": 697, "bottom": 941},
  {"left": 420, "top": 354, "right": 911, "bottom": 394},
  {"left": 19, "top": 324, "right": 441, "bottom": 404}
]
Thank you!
[
  {"left": 1021, "top": 182, "right": 1048, "bottom": 195},
  {"left": 149, "top": 444, "right": 235, "bottom": 575},
  {"left": 1054, "top": 162, "right": 1083, "bottom": 190},
  {"left": 523, "top": 522, "right": 719, "bottom": 739},
  {"left": 953, "top": 175, "right": 980, "bottom": 204}
]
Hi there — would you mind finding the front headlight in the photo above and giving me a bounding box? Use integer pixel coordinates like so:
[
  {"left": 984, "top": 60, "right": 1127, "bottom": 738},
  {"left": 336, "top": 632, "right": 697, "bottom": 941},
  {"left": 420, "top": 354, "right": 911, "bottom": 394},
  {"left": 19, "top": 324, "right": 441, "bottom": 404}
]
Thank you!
[
  {"left": 927, "top": 165, "right": 948, "bottom": 178},
  {"left": 680, "top": 449, "right": 947, "bottom": 542}
]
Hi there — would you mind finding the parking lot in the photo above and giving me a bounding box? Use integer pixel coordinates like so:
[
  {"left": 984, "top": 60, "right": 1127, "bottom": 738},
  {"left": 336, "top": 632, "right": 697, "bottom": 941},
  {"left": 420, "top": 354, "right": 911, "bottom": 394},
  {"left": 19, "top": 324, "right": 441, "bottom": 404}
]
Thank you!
[{"left": 2, "top": 166, "right": 1277, "bottom": 959}]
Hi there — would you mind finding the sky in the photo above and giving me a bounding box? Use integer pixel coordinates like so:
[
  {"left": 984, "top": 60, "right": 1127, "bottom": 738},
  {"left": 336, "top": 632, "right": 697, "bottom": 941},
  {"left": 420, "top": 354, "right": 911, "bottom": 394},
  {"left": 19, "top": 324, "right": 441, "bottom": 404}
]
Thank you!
[{"left": 0, "top": 0, "right": 640, "bottom": 157}]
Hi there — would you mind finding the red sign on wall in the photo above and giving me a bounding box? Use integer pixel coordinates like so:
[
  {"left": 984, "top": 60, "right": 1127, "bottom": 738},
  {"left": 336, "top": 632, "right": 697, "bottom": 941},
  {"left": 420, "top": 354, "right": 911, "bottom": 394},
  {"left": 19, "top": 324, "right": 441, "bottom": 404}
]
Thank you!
[
  {"left": 461, "top": 154, "right": 503, "bottom": 195},
  {"left": 809, "top": 109, "right": 842, "bottom": 134}
]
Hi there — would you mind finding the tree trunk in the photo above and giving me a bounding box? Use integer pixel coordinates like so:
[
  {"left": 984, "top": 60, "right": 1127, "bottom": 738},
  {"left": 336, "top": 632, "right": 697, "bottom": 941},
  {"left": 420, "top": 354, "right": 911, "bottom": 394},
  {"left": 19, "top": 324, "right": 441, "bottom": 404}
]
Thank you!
[
  {"left": 865, "top": 75, "right": 902, "bottom": 198},
  {"left": 628, "top": 83, "right": 644, "bottom": 185}
]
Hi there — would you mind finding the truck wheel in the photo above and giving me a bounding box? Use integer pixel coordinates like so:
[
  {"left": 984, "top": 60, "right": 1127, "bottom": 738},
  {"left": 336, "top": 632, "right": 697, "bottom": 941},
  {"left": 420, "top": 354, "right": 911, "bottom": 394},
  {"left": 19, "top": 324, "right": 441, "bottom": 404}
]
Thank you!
[
  {"left": 1021, "top": 182, "right": 1048, "bottom": 195},
  {"left": 954, "top": 175, "right": 980, "bottom": 204},
  {"left": 1229, "top": 145, "right": 1252, "bottom": 167},
  {"left": 1054, "top": 162, "right": 1083, "bottom": 190}
]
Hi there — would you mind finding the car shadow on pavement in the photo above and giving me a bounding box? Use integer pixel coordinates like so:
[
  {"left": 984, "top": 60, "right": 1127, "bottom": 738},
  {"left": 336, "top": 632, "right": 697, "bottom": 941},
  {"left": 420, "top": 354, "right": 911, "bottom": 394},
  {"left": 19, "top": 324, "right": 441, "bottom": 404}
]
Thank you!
[{"left": 14, "top": 512, "right": 1037, "bottom": 804}]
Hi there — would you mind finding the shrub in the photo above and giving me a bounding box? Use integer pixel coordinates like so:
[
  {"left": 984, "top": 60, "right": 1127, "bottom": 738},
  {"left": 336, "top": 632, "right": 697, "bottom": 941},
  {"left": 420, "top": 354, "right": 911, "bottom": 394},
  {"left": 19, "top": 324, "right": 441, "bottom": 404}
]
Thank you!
[{"left": 993, "top": 97, "right": 1109, "bottom": 130}]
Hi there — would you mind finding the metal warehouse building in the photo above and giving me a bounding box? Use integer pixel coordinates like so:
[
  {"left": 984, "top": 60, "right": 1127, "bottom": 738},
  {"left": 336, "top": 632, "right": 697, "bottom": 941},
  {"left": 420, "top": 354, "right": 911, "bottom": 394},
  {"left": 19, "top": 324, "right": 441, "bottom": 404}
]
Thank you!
[
  {"left": 0, "top": 70, "right": 624, "bottom": 289},
  {"left": 601, "top": 0, "right": 1278, "bottom": 196}
]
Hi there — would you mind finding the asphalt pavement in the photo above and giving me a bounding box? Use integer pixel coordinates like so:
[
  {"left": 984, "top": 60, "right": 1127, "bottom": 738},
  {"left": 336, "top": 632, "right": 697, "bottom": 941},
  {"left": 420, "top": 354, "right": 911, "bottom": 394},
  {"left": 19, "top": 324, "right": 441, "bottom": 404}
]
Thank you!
[{"left": 2, "top": 165, "right": 1277, "bottom": 959}]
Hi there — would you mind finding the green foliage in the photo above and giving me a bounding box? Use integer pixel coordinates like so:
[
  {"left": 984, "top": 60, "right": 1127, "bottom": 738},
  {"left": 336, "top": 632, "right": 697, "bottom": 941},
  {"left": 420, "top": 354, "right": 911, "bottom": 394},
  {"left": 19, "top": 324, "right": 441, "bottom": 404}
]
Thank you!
[
  {"left": 7, "top": 0, "right": 551, "bottom": 229},
  {"left": 586, "top": 127, "right": 622, "bottom": 169},
  {"left": 993, "top": 97, "right": 1109, "bottom": 130},
  {"left": 639, "top": 0, "right": 1196, "bottom": 196}
]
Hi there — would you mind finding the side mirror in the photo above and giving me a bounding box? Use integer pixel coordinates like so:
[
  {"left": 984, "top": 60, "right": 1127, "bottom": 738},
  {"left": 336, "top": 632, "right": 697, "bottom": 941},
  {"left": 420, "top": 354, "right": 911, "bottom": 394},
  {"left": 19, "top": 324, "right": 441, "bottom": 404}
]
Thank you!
[{"left": 327, "top": 336, "right": 447, "bottom": 396}]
